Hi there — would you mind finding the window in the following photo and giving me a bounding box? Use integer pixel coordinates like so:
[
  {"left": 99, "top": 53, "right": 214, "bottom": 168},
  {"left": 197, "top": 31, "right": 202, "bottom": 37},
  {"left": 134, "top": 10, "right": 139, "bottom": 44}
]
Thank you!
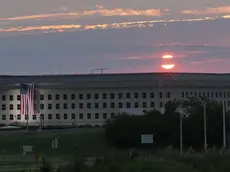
[
  {"left": 95, "top": 103, "right": 99, "bottom": 108},
  {"left": 118, "top": 102, "right": 123, "bottom": 108},
  {"left": 87, "top": 113, "right": 91, "bottom": 119},
  {"left": 103, "top": 103, "right": 107, "bottom": 108},
  {"left": 17, "top": 115, "right": 21, "bottom": 120},
  {"left": 142, "top": 93, "right": 146, "bottom": 99},
  {"left": 56, "top": 114, "right": 60, "bottom": 119},
  {"left": 63, "top": 94, "right": 67, "bottom": 100},
  {"left": 64, "top": 114, "right": 68, "bottom": 120},
  {"left": 17, "top": 104, "right": 20, "bottom": 110},
  {"left": 56, "top": 104, "right": 60, "bottom": 109},
  {"left": 211, "top": 92, "right": 214, "bottom": 98},
  {"left": 151, "top": 102, "right": 155, "bottom": 108},
  {"left": 95, "top": 113, "right": 99, "bottom": 119},
  {"left": 87, "top": 94, "right": 91, "bottom": 99},
  {"left": 182, "top": 92, "right": 184, "bottom": 97},
  {"left": 55, "top": 94, "right": 60, "bottom": 100},
  {"left": 103, "top": 113, "right": 107, "bottom": 119},
  {"left": 2, "top": 114, "right": 6, "bottom": 120},
  {"left": 2, "top": 95, "right": 6, "bottom": 101},
  {"left": 63, "top": 103, "right": 68, "bottom": 109},
  {"left": 48, "top": 104, "right": 52, "bottom": 109},
  {"left": 71, "top": 94, "right": 75, "bottom": 100},
  {"left": 166, "top": 92, "right": 171, "bottom": 98},
  {"left": 71, "top": 113, "right": 75, "bottom": 119},
  {"left": 102, "top": 93, "right": 107, "bottom": 99},
  {"left": 2, "top": 104, "right": 6, "bottom": 110},
  {"left": 126, "top": 102, "right": 131, "bottom": 108},
  {"left": 159, "top": 92, "right": 163, "bottom": 98},
  {"left": 111, "top": 102, "right": 115, "bottom": 108},
  {"left": 40, "top": 94, "right": 44, "bottom": 100},
  {"left": 87, "top": 103, "right": 91, "bottom": 108},
  {"left": 40, "top": 114, "right": 44, "bottom": 119},
  {"left": 150, "top": 92, "right": 154, "bottom": 98},
  {"left": 134, "top": 93, "right": 138, "bottom": 99},
  {"left": 94, "top": 93, "right": 99, "bottom": 99},
  {"left": 10, "top": 114, "right": 14, "bottom": 120},
  {"left": 118, "top": 93, "right": 122, "bottom": 99},
  {"left": 17, "top": 95, "right": 21, "bottom": 101},
  {"left": 110, "top": 93, "right": 115, "bottom": 99},
  {"left": 71, "top": 103, "right": 75, "bottom": 109},
  {"left": 111, "top": 113, "right": 115, "bottom": 118},
  {"left": 40, "top": 104, "right": 44, "bottom": 110},
  {"left": 142, "top": 102, "right": 147, "bottom": 108},
  {"left": 79, "top": 103, "right": 83, "bottom": 109},
  {"left": 79, "top": 94, "right": 83, "bottom": 100},
  {"left": 33, "top": 115, "right": 37, "bottom": 120},
  {"left": 48, "top": 94, "right": 52, "bottom": 100},
  {"left": 134, "top": 102, "right": 139, "bottom": 108},
  {"left": 48, "top": 114, "right": 52, "bottom": 120},
  {"left": 126, "top": 93, "right": 130, "bottom": 99},
  {"left": 9, "top": 104, "right": 13, "bottom": 110},
  {"left": 25, "top": 115, "right": 29, "bottom": 120},
  {"left": 9, "top": 95, "right": 13, "bottom": 101},
  {"left": 79, "top": 113, "right": 83, "bottom": 119}
]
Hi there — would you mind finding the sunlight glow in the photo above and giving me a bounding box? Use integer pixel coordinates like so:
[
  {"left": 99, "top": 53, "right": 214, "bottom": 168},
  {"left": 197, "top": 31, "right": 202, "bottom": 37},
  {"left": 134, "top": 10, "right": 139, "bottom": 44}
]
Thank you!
[
  {"left": 161, "top": 64, "right": 175, "bottom": 70},
  {"left": 162, "top": 54, "right": 173, "bottom": 59}
]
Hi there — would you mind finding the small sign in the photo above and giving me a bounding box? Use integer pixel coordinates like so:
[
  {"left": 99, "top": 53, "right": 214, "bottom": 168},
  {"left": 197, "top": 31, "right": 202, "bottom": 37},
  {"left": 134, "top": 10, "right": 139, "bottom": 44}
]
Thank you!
[
  {"left": 21, "top": 145, "right": 33, "bottom": 156},
  {"left": 141, "top": 134, "right": 153, "bottom": 144}
]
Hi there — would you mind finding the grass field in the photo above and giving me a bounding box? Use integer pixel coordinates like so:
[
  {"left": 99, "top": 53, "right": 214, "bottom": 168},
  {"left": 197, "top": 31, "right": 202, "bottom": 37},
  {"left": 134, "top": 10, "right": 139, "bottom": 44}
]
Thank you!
[{"left": 0, "top": 128, "right": 108, "bottom": 158}]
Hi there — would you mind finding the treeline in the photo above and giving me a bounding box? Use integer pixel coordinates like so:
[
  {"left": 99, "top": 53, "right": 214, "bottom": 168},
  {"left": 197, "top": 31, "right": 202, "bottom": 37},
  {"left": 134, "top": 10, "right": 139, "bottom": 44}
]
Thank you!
[{"left": 105, "top": 98, "right": 230, "bottom": 150}]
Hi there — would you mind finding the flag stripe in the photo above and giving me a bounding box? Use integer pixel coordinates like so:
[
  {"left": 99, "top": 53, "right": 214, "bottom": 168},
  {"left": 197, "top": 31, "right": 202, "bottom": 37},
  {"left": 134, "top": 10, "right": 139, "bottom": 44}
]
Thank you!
[{"left": 20, "top": 84, "right": 35, "bottom": 116}]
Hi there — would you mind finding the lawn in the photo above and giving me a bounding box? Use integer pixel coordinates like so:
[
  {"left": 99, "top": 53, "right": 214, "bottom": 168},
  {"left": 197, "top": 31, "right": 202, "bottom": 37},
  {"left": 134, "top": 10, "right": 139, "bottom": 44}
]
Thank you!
[{"left": 0, "top": 128, "right": 108, "bottom": 157}]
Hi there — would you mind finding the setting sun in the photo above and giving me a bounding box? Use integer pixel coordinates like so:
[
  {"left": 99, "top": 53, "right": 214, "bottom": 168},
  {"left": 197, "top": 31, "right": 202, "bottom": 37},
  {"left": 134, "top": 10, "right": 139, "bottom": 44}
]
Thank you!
[
  {"left": 161, "top": 64, "right": 175, "bottom": 70},
  {"left": 162, "top": 54, "right": 173, "bottom": 59}
]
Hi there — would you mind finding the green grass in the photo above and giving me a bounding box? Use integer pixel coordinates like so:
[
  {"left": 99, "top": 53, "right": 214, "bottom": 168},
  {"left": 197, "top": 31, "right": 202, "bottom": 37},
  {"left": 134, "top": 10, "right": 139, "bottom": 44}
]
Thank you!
[{"left": 0, "top": 128, "right": 107, "bottom": 157}]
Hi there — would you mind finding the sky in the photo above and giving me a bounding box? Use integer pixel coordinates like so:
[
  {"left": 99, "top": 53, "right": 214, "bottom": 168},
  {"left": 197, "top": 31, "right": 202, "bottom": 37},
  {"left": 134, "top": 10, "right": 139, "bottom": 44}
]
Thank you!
[{"left": 0, "top": 0, "right": 230, "bottom": 75}]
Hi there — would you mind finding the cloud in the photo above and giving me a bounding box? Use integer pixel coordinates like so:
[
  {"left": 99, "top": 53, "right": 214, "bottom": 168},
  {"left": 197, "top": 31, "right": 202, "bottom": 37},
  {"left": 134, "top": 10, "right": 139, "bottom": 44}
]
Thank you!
[
  {"left": 0, "top": 16, "right": 223, "bottom": 34},
  {"left": 0, "top": 6, "right": 162, "bottom": 22},
  {"left": 181, "top": 6, "right": 230, "bottom": 16}
]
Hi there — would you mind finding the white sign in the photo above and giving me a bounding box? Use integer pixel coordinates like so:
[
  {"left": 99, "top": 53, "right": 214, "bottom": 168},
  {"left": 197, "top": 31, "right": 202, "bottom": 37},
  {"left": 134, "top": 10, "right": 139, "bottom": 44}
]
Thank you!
[
  {"left": 52, "top": 138, "right": 58, "bottom": 148},
  {"left": 141, "top": 134, "right": 153, "bottom": 144},
  {"left": 21, "top": 145, "right": 33, "bottom": 156}
]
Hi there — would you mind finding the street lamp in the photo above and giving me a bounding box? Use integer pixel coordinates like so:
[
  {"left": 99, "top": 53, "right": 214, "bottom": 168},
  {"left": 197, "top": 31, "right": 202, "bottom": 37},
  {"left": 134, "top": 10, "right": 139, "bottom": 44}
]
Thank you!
[
  {"left": 190, "top": 96, "right": 207, "bottom": 152},
  {"left": 176, "top": 101, "right": 186, "bottom": 156}
]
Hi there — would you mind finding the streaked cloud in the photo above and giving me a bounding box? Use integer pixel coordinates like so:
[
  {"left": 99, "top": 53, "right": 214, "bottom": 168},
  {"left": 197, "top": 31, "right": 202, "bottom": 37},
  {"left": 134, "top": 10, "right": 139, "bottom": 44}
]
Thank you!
[
  {"left": 0, "top": 6, "right": 162, "bottom": 22},
  {"left": 0, "top": 17, "right": 225, "bottom": 34},
  {"left": 181, "top": 6, "right": 230, "bottom": 15}
]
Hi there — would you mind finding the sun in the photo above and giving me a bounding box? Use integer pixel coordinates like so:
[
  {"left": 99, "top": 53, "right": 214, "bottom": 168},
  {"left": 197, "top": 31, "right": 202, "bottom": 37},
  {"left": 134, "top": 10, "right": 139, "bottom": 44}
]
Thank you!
[
  {"left": 161, "top": 64, "right": 175, "bottom": 70},
  {"left": 161, "top": 54, "right": 175, "bottom": 70}
]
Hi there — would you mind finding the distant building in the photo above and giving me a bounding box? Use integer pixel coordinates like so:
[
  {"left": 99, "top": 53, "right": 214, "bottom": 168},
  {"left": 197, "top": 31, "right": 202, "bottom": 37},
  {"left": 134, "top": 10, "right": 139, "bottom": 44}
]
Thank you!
[{"left": 0, "top": 72, "right": 230, "bottom": 126}]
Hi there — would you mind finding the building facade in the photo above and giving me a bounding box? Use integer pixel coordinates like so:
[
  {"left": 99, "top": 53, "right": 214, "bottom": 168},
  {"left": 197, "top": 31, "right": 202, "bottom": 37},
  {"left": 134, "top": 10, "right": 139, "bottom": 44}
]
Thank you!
[{"left": 0, "top": 73, "right": 230, "bottom": 126}]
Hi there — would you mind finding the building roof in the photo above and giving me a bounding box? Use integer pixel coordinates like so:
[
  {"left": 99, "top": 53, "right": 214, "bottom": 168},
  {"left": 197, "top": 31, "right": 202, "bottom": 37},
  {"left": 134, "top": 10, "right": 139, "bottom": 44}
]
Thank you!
[{"left": 0, "top": 72, "right": 230, "bottom": 85}]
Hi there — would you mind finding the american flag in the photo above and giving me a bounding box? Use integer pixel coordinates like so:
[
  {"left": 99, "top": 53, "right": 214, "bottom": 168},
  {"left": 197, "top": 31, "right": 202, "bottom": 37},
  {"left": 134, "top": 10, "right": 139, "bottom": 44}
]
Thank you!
[{"left": 20, "top": 84, "right": 35, "bottom": 116}]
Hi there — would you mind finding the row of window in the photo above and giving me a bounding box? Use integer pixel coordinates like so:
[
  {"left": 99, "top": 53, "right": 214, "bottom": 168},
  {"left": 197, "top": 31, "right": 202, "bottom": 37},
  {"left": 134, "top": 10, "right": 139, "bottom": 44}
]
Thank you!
[
  {"left": 1, "top": 113, "right": 114, "bottom": 120},
  {"left": 0, "top": 92, "right": 170, "bottom": 101},
  {"left": 2, "top": 99, "right": 230, "bottom": 111},
  {"left": 182, "top": 92, "right": 230, "bottom": 98},
  {"left": 2, "top": 91, "right": 230, "bottom": 102},
  {"left": 0, "top": 101, "right": 161, "bottom": 110}
]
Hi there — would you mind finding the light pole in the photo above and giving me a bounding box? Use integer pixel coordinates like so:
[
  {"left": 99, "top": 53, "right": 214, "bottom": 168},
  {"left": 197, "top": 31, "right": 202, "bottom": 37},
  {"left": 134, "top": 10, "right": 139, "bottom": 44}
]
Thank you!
[
  {"left": 192, "top": 96, "right": 207, "bottom": 152},
  {"left": 176, "top": 101, "right": 185, "bottom": 156},
  {"left": 222, "top": 100, "right": 226, "bottom": 149}
]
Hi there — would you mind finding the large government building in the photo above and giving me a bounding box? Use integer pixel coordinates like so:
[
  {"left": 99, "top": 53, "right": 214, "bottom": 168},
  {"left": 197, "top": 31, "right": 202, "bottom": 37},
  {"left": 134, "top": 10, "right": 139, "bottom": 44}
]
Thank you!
[{"left": 0, "top": 72, "right": 230, "bottom": 126}]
